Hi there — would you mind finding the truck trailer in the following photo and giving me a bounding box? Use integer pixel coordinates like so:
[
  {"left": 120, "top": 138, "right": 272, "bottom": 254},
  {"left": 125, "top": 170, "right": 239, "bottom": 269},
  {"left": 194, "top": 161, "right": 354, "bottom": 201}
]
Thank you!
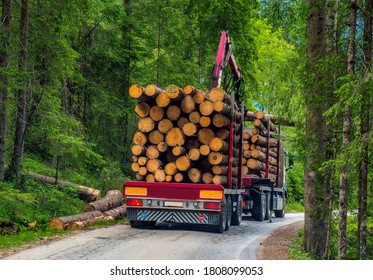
[{"left": 123, "top": 31, "right": 287, "bottom": 233}]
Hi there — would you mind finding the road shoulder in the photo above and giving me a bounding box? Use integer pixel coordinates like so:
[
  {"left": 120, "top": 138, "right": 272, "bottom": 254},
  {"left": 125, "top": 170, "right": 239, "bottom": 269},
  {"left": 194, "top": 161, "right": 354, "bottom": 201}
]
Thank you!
[{"left": 256, "top": 220, "right": 304, "bottom": 260}]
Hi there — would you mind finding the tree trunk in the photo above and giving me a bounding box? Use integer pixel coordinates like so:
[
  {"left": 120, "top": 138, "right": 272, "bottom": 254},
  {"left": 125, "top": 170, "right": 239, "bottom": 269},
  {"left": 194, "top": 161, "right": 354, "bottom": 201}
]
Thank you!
[
  {"left": 304, "top": 0, "right": 329, "bottom": 259},
  {"left": 338, "top": 0, "right": 356, "bottom": 260},
  {"left": 84, "top": 190, "right": 123, "bottom": 212},
  {"left": 9, "top": 0, "right": 29, "bottom": 183},
  {"left": 26, "top": 172, "right": 100, "bottom": 202},
  {"left": 0, "top": 0, "right": 12, "bottom": 181},
  {"left": 49, "top": 211, "right": 104, "bottom": 230},
  {"left": 358, "top": 0, "right": 372, "bottom": 260}
]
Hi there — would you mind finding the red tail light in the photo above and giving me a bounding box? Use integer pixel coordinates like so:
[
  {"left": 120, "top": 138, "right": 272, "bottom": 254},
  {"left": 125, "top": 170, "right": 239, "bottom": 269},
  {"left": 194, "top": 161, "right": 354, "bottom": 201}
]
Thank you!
[
  {"left": 203, "top": 202, "right": 222, "bottom": 210},
  {"left": 242, "top": 200, "right": 247, "bottom": 206},
  {"left": 126, "top": 199, "right": 143, "bottom": 206}
]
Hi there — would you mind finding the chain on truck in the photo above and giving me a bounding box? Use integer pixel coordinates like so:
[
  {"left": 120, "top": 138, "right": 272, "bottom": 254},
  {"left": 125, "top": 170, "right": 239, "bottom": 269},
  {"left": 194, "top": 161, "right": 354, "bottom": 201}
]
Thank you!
[{"left": 123, "top": 31, "right": 289, "bottom": 233}]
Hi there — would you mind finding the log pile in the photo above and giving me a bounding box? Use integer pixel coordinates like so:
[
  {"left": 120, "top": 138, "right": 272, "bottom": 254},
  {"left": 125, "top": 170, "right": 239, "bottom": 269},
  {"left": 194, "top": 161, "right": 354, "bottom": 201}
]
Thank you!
[
  {"left": 241, "top": 110, "right": 281, "bottom": 182},
  {"left": 129, "top": 84, "right": 243, "bottom": 186},
  {"left": 49, "top": 190, "right": 126, "bottom": 230}
]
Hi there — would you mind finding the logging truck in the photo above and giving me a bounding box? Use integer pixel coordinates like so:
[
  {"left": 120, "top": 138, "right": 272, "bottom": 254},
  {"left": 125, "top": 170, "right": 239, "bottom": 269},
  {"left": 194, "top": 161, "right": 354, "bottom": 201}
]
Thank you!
[{"left": 123, "top": 31, "right": 287, "bottom": 233}]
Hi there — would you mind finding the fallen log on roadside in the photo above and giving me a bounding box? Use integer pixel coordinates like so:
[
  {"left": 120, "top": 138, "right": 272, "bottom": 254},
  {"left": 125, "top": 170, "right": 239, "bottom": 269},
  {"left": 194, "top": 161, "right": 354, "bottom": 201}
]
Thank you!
[
  {"left": 49, "top": 211, "right": 104, "bottom": 230},
  {"left": 83, "top": 190, "right": 123, "bottom": 212},
  {"left": 25, "top": 171, "right": 101, "bottom": 202}
]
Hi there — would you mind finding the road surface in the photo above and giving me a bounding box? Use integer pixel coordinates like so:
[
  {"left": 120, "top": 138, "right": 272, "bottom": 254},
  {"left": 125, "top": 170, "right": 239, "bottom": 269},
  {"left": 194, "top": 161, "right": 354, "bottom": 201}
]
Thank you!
[{"left": 4, "top": 213, "right": 303, "bottom": 260}]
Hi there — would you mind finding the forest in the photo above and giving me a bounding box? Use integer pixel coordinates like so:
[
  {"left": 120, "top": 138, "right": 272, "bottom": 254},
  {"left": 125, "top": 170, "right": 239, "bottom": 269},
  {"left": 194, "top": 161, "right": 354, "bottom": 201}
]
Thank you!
[{"left": 0, "top": 0, "right": 372, "bottom": 260}]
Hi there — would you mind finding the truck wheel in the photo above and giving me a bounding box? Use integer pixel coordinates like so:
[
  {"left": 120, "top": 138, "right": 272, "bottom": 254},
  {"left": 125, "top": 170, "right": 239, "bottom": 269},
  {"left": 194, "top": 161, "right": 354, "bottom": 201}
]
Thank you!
[
  {"left": 264, "top": 194, "right": 271, "bottom": 220},
  {"left": 130, "top": 220, "right": 156, "bottom": 228},
  {"left": 225, "top": 195, "right": 232, "bottom": 231},
  {"left": 210, "top": 196, "right": 227, "bottom": 233},
  {"left": 231, "top": 195, "right": 243, "bottom": 225},
  {"left": 253, "top": 193, "right": 266, "bottom": 221},
  {"left": 275, "top": 196, "right": 286, "bottom": 218}
]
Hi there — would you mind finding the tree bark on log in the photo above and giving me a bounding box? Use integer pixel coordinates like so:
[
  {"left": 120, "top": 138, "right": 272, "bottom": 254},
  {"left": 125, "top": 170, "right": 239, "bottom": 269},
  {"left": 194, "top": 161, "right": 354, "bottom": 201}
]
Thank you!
[
  {"left": 49, "top": 211, "right": 103, "bottom": 230},
  {"left": 26, "top": 172, "right": 100, "bottom": 202},
  {"left": 84, "top": 190, "right": 123, "bottom": 212}
]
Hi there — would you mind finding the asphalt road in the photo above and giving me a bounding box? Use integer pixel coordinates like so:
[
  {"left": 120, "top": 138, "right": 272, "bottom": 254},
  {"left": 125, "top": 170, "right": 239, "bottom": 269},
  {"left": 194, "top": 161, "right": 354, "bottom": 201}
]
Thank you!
[{"left": 4, "top": 212, "right": 304, "bottom": 260}]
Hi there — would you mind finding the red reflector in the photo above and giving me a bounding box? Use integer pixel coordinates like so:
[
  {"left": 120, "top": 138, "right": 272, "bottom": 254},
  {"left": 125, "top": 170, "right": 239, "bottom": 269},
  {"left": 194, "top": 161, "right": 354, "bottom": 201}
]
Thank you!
[
  {"left": 126, "top": 199, "right": 143, "bottom": 206},
  {"left": 198, "top": 214, "right": 205, "bottom": 221},
  {"left": 203, "top": 202, "right": 221, "bottom": 210},
  {"left": 242, "top": 200, "right": 247, "bottom": 206}
]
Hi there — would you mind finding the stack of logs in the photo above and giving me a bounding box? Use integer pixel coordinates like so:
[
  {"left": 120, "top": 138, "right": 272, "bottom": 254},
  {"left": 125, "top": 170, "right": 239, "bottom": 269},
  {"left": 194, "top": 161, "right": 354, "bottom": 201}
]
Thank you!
[
  {"left": 241, "top": 111, "right": 280, "bottom": 181},
  {"left": 129, "top": 84, "right": 242, "bottom": 186},
  {"left": 49, "top": 190, "right": 127, "bottom": 230}
]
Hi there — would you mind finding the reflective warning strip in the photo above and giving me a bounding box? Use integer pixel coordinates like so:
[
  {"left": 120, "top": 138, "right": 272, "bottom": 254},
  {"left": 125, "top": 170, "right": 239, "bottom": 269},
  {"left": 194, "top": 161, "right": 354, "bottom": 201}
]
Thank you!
[{"left": 127, "top": 209, "right": 220, "bottom": 225}]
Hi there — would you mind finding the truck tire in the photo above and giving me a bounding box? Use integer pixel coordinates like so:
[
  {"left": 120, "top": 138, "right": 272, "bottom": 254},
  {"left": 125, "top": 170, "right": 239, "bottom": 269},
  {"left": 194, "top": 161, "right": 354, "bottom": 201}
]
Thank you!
[
  {"left": 231, "top": 195, "right": 243, "bottom": 226},
  {"left": 275, "top": 196, "right": 286, "bottom": 218},
  {"left": 253, "top": 193, "right": 266, "bottom": 221},
  {"left": 130, "top": 220, "right": 156, "bottom": 228},
  {"left": 210, "top": 196, "right": 227, "bottom": 233},
  {"left": 225, "top": 195, "right": 232, "bottom": 231},
  {"left": 264, "top": 193, "right": 271, "bottom": 220}
]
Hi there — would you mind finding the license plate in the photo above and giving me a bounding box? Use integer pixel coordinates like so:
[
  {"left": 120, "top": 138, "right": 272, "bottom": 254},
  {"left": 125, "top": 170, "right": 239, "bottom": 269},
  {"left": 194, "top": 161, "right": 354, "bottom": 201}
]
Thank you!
[{"left": 163, "top": 201, "right": 183, "bottom": 207}]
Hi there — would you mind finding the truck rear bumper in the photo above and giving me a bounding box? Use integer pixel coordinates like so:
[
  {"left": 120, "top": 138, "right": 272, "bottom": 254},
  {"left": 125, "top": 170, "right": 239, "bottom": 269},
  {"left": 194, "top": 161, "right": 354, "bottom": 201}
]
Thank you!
[{"left": 127, "top": 208, "right": 220, "bottom": 225}]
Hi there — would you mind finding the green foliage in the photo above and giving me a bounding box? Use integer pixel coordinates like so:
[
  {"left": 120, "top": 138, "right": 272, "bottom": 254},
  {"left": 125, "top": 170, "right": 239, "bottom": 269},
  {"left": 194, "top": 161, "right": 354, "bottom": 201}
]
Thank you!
[
  {"left": 0, "top": 179, "right": 84, "bottom": 228},
  {"left": 288, "top": 228, "right": 314, "bottom": 260}
]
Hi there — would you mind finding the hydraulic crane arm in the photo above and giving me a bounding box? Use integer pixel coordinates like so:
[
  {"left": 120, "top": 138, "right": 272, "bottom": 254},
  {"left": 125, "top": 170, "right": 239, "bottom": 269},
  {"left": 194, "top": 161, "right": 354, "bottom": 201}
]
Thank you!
[
  {"left": 211, "top": 31, "right": 245, "bottom": 108},
  {"left": 211, "top": 31, "right": 242, "bottom": 87}
]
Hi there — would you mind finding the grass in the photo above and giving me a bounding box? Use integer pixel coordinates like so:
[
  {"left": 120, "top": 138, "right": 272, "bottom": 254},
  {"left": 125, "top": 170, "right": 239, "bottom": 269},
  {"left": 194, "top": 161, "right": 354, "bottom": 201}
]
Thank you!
[
  {"left": 286, "top": 201, "right": 304, "bottom": 213},
  {"left": 0, "top": 228, "right": 68, "bottom": 250}
]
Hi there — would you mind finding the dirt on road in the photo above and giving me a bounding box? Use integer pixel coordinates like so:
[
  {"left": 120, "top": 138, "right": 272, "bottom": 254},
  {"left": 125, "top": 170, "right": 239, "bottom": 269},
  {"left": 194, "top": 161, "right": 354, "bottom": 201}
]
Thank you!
[{"left": 257, "top": 220, "right": 304, "bottom": 260}]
